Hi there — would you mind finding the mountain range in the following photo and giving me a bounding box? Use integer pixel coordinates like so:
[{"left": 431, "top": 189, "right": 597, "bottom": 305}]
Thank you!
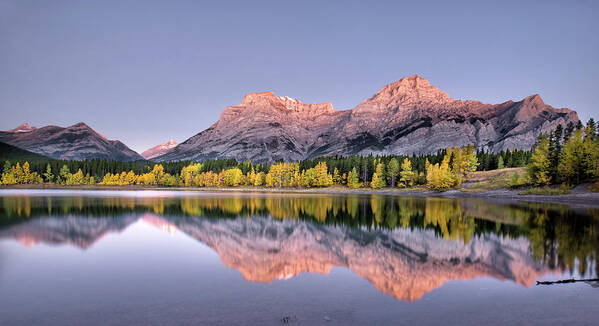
[
  {"left": 156, "top": 75, "right": 578, "bottom": 162},
  {"left": 0, "top": 122, "right": 143, "bottom": 161},
  {"left": 1, "top": 76, "right": 579, "bottom": 162}
]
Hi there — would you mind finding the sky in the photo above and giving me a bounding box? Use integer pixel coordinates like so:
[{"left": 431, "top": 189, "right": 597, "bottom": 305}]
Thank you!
[{"left": 1, "top": 0, "right": 598, "bottom": 153}]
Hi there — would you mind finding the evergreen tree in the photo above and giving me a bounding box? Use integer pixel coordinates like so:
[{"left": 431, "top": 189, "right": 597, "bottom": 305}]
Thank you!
[
  {"left": 559, "top": 129, "right": 585, "bottom": 185},
  {"left": 565, "top": 121, "right": 575, "bottom": 140},
  {"left": 527, "top": 134, "right": 552, "bottom": 185},
  {"left": 332, "top": 168, "right": 341, "bottom": 184},
  {"left": 497, "top": 156, "right": 504, "bottom": 169},
  {"left": 387, "top": 158, "right": 400, "bottom": 187},
  {"left": 43, "top": 163, "right": 54, "bottom": 183},
  {"left": 549, "top": 125, "right": 563, "bottom": 182},
  {"left": 14, "top": 163, "right": 24, "bottom": 183},
  {"left": 370, "top": 163, "right": 386, "bottom": 189},
  {"left": 347, "top": 167, "right": 360, "bottom": 189},
  {"left": 59, "top": 165, "right": 71, "bottom": 185},
  {"left": 582, "top": 121, "right": 599, "bottom": 181},
  {"left": 586, "top": 118, "right": 596, "bottom": 140},
  {"left": 399, "top": 158, "right": 415, "bottom": 187}
]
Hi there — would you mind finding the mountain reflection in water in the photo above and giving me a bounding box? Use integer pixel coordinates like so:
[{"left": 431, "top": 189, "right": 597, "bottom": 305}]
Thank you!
[{"left": 1, "top": 193, "right": 598, "bottom": 301}]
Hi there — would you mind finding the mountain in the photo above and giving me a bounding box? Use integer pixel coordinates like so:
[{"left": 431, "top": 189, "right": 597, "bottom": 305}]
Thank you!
[
  {"left": 7, "top": 123, "right": 37, "bottom": 133},
  {"left": 141, "top": 140, "right": 178, "bottom": 160},
  {"left": 0, "top": 141, "right": 51, "bottom": 161},
  {"left": 0, "top": 122, "right": 144, "bottom": 161},
  {"left": 156, "top": 75, "right": 578, "bottom": 162}
]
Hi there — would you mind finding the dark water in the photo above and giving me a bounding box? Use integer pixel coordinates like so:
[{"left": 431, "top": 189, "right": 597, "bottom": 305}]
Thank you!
[{"left": 0, "top": 189, "right": 597, "bottom": 325}]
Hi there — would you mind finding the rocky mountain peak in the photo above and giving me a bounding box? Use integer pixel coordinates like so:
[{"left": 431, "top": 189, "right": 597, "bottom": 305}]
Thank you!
[
  {"left": 395, "top": 74, "right": 431, "bottom": 88},
  {"left": 141, "top": 140, "right": 179, "bottom": 160},
  {"left": 235, "top": 91, "right": 336, "bottom": 114},
  {"left": 372, "top": 75, "right": 451, "bottom": 102},
  {"left": 6, "top": 123, "right": 37, "bottom": 133},
  {"left": 241, "top": 91, "right": 278, "bottom": 105},
  {"left": 70, "top": 122, "right": 91, "bottom": 129},
  {"left": 522, "top": 94, "right": 544, "bottom": 105},
  {"left": 68, "top": 122, "right": 108, "bottom": 140},
  {"left": 156, "top": 75, "right": 580, "bottom": 162}
]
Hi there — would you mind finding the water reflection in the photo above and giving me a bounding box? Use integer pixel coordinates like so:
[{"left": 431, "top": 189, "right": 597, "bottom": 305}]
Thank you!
[{"left": 1, "top": 192, "right": 598, "bottom": 301}]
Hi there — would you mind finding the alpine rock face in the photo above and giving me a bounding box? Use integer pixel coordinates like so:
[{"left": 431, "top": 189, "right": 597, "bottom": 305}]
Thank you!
[
  {"left": 157, "top": 75, "right": 578, "bottom": 162},
  {"left": 141, "top": 140, "right": 178, "bottom": 159},
  {"left": 6, "top": 123, "right": 37, "bottom": 133},
  {"left": 0, "top": 122, "right": 144, "bottom": 161}
]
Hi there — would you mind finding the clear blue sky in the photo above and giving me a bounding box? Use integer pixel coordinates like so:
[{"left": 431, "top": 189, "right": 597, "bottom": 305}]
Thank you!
[{"left": 1, "top": 0, "right": 597, "bottom": 152}]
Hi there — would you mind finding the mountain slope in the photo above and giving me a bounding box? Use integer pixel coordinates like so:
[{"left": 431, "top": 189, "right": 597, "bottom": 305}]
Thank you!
[
  {"left": 0, "top": 141, "right": 51, "bottom": 162},
  {"left": 6, "top": 123, "right": 37, "bottom": 133},
  {"left": 0, "top": 122, "right": 143, "bottom": 161},
  {"left": 141, "top": 140, "right": 178, "bottom": 160},
  {"left": 157, "top": 75, "right": 578, "bottom": 162},
  {"left": 159, "top": 92, "right": 347, "bottom": 162}
]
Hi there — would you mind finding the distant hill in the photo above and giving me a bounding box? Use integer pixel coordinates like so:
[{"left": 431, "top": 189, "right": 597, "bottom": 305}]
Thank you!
[
  {"left": 0, "top": 141, "right": 51, "bottom": 162},
  {"left": 0, "top": 122, "right": 144, "bottom": 161},
  {"left": 141, "top": 140, "right": 178, "bottom": 160}
]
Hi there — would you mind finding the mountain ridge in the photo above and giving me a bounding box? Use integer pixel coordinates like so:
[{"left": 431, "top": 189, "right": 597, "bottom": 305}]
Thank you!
[
  {"left": 156, "top": 75, "right": 578, "bottom": 162},
  {"left": 141, "top": 140, "right": 178, "bottom": 159},
  {"left": 0, "top": 122, "right": 144, "bottom": 161}
]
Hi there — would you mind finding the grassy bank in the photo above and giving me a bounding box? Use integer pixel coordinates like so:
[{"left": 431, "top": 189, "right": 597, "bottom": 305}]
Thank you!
[{"left": 460, "top": 167, "right": 525, "bottom": 192}]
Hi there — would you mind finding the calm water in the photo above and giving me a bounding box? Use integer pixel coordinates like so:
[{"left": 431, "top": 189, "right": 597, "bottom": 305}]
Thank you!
[{"left": 0, "top": 190, "right": 597, "bottom": 325}]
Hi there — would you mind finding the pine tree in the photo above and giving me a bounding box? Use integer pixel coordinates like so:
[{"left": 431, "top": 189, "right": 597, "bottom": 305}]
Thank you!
[
  {"left": 465, "top": 144, "right": 479, "bottom": 175},
  {"left": 528, "top": 134, "right": 552, "bottom": 186},
  {"left": 22, "top": 162, "right": 31, "bottom": 183},
  {"left": 399, "top": 158, "right": 415, "bottom": 187},
  {"left": 387, "top": 158, "right": 400, "bottom": 187},
  {"left": 1, "top": 161, "right": 17, "bottom": 185},
  {"left": 332, "top": 168, "right": 341, "bottom": 184},
  {"left": 370, "top": 163, "right": 386, "bottom": 189},
  {"left": 582, "top": 120, "right": 599, "bottom": 181},
  {"left": 43, "top": 163, "right": 54, "bottom": 183},
  {"left": 565, "top": 121, "right": 575, "bottom": 140},
  {"left": 14, "top": 163, "right": 24, "bottom": 184},
  {"left": 347, "top": 167, "right": 360, "bottom": 189},
  {"left": 315, "top": 162, "right": 332, "bottom": 187},
  {"left": 559, "top": 129, "right": 586, "bottom": 185},
  {"left": 59, "top": 165, "right": 71, "bottom": 185},
  {"left": 549, "top": 125, "right": 563, "bottom": 182},
  {"left": 2, "top": 161, "right": 10, "bottom": 174},
  {"left": 497, "top": 156, "right": 504, "bottom": 170},
  {"left": 585, "top": 118, "right": 596, "bottom": 140}
]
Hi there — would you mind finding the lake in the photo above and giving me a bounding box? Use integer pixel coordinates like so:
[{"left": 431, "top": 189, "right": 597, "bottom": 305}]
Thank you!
[{"left": 0, "top": 189, "right": 597, "bottom": 325}]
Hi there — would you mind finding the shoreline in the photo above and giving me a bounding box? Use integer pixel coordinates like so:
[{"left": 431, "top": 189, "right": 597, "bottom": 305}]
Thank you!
[{"left": 2, "top": 184, "right": 599, "bottom": 208}]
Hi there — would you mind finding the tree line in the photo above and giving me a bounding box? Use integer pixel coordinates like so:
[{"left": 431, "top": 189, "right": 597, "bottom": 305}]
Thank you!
[
  {"left": 527, "top": 118, "right": 599, "bottom": 189},
  {"left": 1, "top": 144, "right": 480, "bottom": 191},
  {"left": 2, "top": 120, "right": 597, "bottom": 190}
]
